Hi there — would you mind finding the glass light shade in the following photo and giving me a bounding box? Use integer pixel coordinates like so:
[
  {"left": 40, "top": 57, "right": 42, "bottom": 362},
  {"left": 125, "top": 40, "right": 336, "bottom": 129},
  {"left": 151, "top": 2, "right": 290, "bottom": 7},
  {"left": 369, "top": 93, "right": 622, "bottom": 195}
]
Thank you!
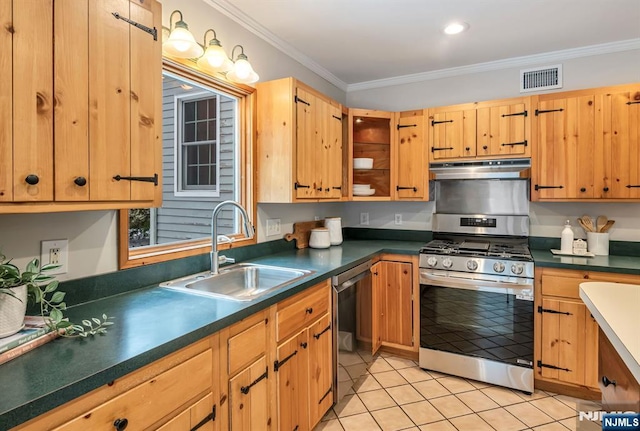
[
  {"left": 227, "top": 59, "right": 259, "bottom": 84},
  {"left": 163, "top": 25, "right": 204, "bottom": 58},
  {"left": 197, "top": 43, "right": 232, "bottom": 73}
]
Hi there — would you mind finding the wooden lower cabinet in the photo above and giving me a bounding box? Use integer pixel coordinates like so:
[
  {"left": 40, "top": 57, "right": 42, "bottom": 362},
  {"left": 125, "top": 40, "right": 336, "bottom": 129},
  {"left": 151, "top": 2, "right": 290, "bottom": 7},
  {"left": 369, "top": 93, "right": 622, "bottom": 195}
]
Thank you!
[
  {"left": 534, "top": 267, "right": 640, "bottom": 397},
  {"left": 274, "top": 281, "right": 333, "bottom": 431},
  {"left": 229, "top": 357, "right": 270, "bottom": 430},
  {"left": 598, "top": 328, "right": 640, "bottom": 411},
  {"left": 12, "top": 337, "right": 219, "bottom": 431},
  {"left": 372, "top": 255, "right": 418, "bottom": 357}
]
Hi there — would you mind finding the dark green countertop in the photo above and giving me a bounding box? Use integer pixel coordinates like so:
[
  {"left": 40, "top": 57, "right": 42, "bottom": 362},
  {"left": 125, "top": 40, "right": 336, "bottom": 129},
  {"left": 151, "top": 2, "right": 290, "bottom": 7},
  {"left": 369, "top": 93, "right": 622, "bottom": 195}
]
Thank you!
[
  {"left": 531, "top": 249, "right": 640, "bottom": 275},
  {"left": 2, "top": 236, "right": 638, "bottom": 429},
  {"left": 0, "top": 240, "right": 423, "bottom": 430}
]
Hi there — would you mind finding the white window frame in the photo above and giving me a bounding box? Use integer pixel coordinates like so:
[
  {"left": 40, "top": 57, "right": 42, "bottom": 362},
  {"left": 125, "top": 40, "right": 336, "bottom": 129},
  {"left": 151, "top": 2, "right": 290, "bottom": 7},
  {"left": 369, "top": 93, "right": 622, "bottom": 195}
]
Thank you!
[{"left": 173, "top": 89, "right": 234, "bottom": 198}]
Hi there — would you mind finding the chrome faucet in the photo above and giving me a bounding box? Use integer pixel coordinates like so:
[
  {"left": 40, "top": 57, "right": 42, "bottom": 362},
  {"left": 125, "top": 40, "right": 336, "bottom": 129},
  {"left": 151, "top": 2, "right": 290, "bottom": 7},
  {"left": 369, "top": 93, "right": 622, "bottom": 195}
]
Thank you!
[{"left": 210, "top": 200, "right": 255, "bottom": 274}]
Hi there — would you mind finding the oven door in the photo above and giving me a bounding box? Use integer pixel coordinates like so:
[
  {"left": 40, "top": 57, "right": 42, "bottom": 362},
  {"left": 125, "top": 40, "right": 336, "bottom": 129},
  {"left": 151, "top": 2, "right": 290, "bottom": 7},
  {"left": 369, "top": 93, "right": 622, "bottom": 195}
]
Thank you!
[{"left": 419, "top": 269, "right": 534, "bottom": 368}]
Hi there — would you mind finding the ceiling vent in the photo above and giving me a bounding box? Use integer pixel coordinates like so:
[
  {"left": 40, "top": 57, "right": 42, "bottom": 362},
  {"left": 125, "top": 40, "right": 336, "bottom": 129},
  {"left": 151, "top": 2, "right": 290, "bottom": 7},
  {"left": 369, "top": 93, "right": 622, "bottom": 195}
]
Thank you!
[{"left": 520, "top": 64, "right": 562, "bottom": 93}]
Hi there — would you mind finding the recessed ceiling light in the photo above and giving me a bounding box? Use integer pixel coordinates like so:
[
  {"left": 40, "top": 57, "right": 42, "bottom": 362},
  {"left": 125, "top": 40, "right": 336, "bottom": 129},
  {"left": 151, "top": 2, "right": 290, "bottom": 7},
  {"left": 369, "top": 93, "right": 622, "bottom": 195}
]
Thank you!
[{"left": 444, "top": 22, "right": 469, "bottom": 35}]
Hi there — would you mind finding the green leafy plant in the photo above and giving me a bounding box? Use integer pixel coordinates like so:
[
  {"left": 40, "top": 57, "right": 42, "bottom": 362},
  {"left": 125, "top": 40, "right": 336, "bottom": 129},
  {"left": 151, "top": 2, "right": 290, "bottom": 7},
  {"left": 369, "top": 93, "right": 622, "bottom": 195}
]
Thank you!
[{"left": 0, "top": 253, "right": 113, "bottom": 338}]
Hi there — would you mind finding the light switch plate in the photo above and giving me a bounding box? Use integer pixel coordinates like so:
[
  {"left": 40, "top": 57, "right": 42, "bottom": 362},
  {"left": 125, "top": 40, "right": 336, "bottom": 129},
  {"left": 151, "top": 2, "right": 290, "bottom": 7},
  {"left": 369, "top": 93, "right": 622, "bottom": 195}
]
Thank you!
[
  {"left": 360, "top": 213, "right": 369, "bottom": 226},
  {"left": 266, "top": 219, "right": 281, "bottom": 236}
]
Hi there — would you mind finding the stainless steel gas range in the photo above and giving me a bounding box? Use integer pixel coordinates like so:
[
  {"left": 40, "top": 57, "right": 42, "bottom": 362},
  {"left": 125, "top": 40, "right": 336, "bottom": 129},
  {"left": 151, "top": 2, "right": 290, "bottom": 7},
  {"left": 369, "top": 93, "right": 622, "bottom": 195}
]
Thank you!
[{"left": 418, "top": 159, "right": 535, "bottom": 393}]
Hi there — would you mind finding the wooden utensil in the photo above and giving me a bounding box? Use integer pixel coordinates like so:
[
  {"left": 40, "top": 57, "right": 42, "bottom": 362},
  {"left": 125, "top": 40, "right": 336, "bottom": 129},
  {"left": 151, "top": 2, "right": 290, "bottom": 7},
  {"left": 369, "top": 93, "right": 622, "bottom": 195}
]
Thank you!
[
  {"left": 600, "top": 220, "right": 615, "bottom": 233},
  {"left": 579, "top": 215, "right": 594, "bottom": 232},
  {"left": 284, "top": 220, "right": 325, "bottom": 249},
  {"left": 596, "top": 215, "right": 608, "bottom": 232}
]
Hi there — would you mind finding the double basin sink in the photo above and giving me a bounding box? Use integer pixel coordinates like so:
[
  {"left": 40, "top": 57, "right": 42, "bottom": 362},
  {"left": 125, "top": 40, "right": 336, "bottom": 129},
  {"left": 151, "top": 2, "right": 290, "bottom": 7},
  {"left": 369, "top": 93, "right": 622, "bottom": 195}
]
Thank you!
[{"left": 160, "top": 263, "right": 314, "bottom": 301}]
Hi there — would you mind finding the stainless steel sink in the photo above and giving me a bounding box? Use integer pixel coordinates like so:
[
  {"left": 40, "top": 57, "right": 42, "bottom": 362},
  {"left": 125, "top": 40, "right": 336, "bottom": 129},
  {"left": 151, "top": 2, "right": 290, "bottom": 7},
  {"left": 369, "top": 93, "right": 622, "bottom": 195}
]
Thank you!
[{"left": 159, "top": 263, "right": 314, "bottom": 301}]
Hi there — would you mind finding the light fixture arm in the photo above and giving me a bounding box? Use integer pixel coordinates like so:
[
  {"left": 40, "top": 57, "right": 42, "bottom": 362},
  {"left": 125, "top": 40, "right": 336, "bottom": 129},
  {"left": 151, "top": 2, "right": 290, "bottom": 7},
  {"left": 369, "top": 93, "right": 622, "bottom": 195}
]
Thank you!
[
  {"left": 168, "top": 10, "right": 184, "bottom": 30},
  {"left": 231, "top": 44, "right": 247, "bottom": 61}
]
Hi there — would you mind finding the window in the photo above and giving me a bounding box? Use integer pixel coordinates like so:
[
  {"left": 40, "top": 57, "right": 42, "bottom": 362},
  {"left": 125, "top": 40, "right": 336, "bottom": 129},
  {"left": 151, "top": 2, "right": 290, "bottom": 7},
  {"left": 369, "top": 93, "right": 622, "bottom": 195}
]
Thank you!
[{"left": 118, "top": 59, "right": 255, "bottom": 268}]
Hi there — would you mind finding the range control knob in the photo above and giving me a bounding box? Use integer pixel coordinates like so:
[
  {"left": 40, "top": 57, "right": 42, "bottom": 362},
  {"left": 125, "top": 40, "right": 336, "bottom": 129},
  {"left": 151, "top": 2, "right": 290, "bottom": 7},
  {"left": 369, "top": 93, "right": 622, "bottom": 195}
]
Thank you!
[
  {"left": 442, "top": 258, "right": 453, "bottom": 269},
  {"left": 426, "top": 256, "right": 438, "bottom": 267},
  {"left": 493, "top": 262, "right": 506, "bottom": 273},
  {"left": 466, "top": 260, "right": 478, "bottom": 271},
  {"left": 511, "top": 263, "right": 524, "bottom": 275}
]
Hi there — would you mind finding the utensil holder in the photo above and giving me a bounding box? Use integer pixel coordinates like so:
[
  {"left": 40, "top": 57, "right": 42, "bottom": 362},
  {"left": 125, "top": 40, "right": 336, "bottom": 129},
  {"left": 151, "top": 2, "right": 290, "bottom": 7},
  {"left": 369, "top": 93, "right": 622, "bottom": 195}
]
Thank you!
[{"left": 587, "top": 232, "right": 609, "bottom": 256}]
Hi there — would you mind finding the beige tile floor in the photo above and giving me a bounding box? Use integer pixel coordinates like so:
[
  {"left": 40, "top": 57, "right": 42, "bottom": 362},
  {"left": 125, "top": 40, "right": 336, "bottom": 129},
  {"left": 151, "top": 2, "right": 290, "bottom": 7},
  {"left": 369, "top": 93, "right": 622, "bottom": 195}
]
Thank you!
[{"left": 315, "top": 352, "right": 602, "bottom": 431}]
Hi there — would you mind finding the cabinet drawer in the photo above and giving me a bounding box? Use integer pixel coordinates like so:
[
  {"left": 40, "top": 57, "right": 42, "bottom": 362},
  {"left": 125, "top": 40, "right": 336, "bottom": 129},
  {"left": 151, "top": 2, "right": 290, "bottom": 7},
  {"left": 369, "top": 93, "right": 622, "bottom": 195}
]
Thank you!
[
  {"left": 277, "top": 281, "right": 330, "bottom": 342},
  {"left": 598, "top": 328, "right": 640, "bottom": 411},
  {"left": 541, "top": 275, "right": 584, "bottom": 298},
  {"left": 54, "top": 349, "right": 213, "bottom": 431},
  {"left": 228, "top": 319, "right": 267, "bottom": 376}
]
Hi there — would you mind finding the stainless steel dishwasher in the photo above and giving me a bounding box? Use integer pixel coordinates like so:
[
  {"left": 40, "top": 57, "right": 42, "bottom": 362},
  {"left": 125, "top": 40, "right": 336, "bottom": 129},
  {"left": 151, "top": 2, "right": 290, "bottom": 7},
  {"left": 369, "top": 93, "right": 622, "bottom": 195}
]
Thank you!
[{"left": 331, "top": 260, "right": 374, "bottom": 403}]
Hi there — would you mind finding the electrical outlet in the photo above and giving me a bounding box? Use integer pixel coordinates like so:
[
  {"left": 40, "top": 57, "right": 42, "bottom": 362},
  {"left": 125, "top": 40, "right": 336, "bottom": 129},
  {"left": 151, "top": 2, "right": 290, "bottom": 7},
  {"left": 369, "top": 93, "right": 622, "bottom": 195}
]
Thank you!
[
  {"left": 360, "top": 212, "right": 369, "bottom": 226},
  {"left": 395, "top": 214, "right": 402, "bottom": 225},
  {"left": 314, "top": 216, "right": 321, "bottom": 221},
  {"left": 266, "top": 219, "right": 281, "bottom": 236},
  {"left": 40, "top": 239, "right": 68, "bottom": 275}
]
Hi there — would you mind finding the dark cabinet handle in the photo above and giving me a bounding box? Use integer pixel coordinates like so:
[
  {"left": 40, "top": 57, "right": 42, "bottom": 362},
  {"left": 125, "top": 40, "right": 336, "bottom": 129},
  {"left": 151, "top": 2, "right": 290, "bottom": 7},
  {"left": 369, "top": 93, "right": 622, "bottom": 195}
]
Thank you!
[
  {"left": 313, "top": 324, "right": 331, "bottom": 339},
  {"left": 397, "top": 186, "right": 417, "bottom": 192},
  {"left": 580, "top": 187, "right": 586, "bottom": 192},
  {"left": 300, "top": 342, "right": 308, "bottom": 349},
  {"left": 465, "top": 147, "right": 470, "bottom": 151},
  {"left": 603, "top": 187, "right": 609, "bottom": 192},
  {"left": 482, "top": 145, "right": 488, "bottom": 150},
  {"left": 74, "top": 177, "right": 87, "bottom": 187},
  {"left": 535, "top": 184, "right": 564, "bottom": 191},
  {"left": 306, "top": 307, "right": 313, "bottom": 314},
  {"left": 25, "top": 174, "right": 39, "bottom": 185},
  {"left": 316, "top": 187, "right": 323, "bottom": 191},
  {"left": 240, "top": 367, "right": 268, "bottom": 394},
  {"left": 332, "top": 186, "right": 342, "bottom": 190},
  {"left": 294, "top": 182, "right": 310, "bottom": 189},
  {"left": 113, "top": 174, "right": 158, "bottom": 186},
  {"left": 601, "top": 376, "right": 616, "bottom": 387},
  {"left": 113, "top": 418, "right": 129, "bottom": 431}
]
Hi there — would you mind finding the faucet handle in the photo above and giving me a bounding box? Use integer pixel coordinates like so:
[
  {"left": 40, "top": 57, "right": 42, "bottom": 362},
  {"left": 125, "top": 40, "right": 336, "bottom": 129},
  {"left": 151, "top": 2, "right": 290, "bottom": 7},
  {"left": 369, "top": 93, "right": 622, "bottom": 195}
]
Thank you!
[{"left": 218, "top": 255, "right": 235, "bottom": 265}]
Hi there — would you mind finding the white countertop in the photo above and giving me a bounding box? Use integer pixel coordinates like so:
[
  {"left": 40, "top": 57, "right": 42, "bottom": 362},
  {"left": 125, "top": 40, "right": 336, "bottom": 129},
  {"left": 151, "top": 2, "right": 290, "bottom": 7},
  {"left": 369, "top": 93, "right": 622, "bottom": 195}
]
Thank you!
[{"left": 579, "top": 282, "right": 640, "bottom": 383}]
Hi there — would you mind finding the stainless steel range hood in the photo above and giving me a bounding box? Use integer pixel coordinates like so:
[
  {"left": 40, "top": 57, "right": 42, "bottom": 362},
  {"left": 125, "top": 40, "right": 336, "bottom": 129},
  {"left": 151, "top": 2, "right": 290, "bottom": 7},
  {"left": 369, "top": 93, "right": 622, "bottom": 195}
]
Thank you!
[{"left": 430, "top": 158, "right": 531, "bottom": 180}]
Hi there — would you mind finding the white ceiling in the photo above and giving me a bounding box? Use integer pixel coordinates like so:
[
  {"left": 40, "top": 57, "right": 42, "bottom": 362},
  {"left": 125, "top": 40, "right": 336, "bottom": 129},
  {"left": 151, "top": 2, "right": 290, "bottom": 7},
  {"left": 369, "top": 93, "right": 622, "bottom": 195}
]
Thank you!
[{"left": 206, "top": 0, "right": 640, "bottom": 91}]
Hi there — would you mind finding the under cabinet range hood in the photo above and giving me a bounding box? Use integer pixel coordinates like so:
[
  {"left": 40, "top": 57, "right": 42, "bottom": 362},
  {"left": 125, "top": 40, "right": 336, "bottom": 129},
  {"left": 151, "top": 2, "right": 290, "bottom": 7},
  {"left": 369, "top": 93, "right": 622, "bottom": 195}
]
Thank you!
[{"left": 429, "top": 158, "right": 531, "bottom": 180}]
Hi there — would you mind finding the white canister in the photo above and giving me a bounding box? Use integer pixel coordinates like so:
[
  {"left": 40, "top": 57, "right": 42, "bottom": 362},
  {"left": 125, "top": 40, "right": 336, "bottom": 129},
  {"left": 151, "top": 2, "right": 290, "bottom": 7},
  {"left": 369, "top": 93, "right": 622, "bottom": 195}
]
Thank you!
[
  {"left": 309, "top": 228, "right": 331, "bottom": 249},
  {"left": 324, "top": 217, "right": 343, "bottom": 245},
  {"left": 587, "top": 232, "right": 609, "bottom": 256}
]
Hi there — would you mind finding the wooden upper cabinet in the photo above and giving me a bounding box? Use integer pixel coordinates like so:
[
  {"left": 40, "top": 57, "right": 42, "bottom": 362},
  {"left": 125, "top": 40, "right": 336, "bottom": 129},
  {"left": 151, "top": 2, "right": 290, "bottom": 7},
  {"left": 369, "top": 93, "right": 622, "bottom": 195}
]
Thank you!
[
  {"left": 349, "top": 109, "right": 393, "bottom": 200},
  {"left": 395, "top": 110, "right": 427, "bottom": 200},
  {"left": 532, "top": 84, "right": 639, "bottom": 201},
  {"left": 256, "top": 77, "right": 343, "bottom": 203},
  {"left": 428, "top": 105, "right": 476, "bottom": 160},
  {"left": 476, "top": 98, "right": 530, "bottom": 158},
  {"left": 0, "top": 0, "right": 161, "bottom": 212},
  {"left": 4, "top": 0, "right": 54, "bottom": 202}
]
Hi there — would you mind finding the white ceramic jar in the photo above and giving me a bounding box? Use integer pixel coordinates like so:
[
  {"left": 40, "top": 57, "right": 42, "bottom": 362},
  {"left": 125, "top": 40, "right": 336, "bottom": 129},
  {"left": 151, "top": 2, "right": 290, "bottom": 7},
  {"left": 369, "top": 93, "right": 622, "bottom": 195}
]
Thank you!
[
  {"left": 324, "top": 217, "right": 343, "bottom": 245},
  {"left": 309, "top": 228, "right": 331, "bottom": 249}
]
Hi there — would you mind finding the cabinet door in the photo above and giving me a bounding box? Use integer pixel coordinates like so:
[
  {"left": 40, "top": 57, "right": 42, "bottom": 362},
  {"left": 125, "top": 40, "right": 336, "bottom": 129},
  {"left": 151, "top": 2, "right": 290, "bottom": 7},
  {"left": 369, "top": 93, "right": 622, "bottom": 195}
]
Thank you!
[
  {"left": 308, "top": 314, "right": 333, "bottom": 428},
  {"left": 602, "top": 89, "right": 640, "bottom": 198},
  {"left": 429, "top": 109, "right": 475, "bottom": 160},
  {"left": 229, "top": 356, "right": 269, "bottom": 430},
  {"left": 295, "top": 87, "right": 320, "bottom": 199},
  {"left": 0, "top": 0, "right": 12, "bottom": 202},
  {"left": 538, "top": 298, "right": 587, "bottom": 385},
  {"left": 371, "top": 262, "right": 383, "bottom": 356},
  {"left": 323, "top": 103, "right": 343, "bottom": 199},
  {"left": 477, "top": 103, "right": 528, "bottom": 157},
  {"left": 534, "top": 96, "right": 595, "bottom": 199},
  {"left": 396, "top": 111, "right": 426, "bottom": 200},
  {"left": 275, "top": 330, "right": 308, "bottom": 431},
  {"left": 372, "top": 261, "right": 413, "bottom": 349},
  {"left": 12, "top": 0, "right": 54, "bottom": 202},
  {"left": 156, "top": 393, "right": 216, "bottom": 431}
]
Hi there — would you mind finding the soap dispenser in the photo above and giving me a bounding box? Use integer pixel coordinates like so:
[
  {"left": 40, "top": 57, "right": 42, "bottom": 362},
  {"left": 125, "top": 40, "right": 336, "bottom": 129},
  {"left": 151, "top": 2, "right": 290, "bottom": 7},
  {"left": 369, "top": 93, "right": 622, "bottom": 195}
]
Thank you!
[{"left": 560, "top": 220, "right": 574, "bottom": 254}]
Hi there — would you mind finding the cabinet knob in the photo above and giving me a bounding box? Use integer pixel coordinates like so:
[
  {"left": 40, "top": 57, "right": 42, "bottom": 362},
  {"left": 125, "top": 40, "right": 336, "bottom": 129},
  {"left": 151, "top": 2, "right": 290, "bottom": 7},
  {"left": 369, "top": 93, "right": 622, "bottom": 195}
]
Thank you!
[
  {"left": 465, "top": 147, "right": 470, "bottom": 151},
  {"left": 603, "top": 187, "right": 609, "bottom": 192},
  {"left": 113, "top": 418, "right": 129, "bottom": 431},
  {"left": 74, "top": 176, "right": 87, "bottom": 187},
  {"left": 25, "top": 174, "right": 39, "bottom": 185},
  {"left": 482, "top": 145, "right": 488, "bottom": 150},
  {"left": 300, "top": 342, "right": 308, "bottom": 349},
  {"left": 306, "top": 307, "right": 313, "bottom": 314},
  {"left": 580, "top": 187, "right": 586, "bottom": 192},
  {"left": 601, "top": 376, "right": 616, "bottom": 387}
]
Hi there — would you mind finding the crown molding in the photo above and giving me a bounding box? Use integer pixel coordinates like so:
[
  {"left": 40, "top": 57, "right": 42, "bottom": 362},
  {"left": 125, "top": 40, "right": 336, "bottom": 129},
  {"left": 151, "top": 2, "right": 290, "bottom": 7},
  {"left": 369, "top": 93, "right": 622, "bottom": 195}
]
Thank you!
[
  {"left": 199, "top": 2, "right": 640, "bottom": 94},
  {"left": 202, "top": 0, "right": 349, "bottom": 91},
  {"left": 347, "top": 39, "right": 640, "bottom": 92}
]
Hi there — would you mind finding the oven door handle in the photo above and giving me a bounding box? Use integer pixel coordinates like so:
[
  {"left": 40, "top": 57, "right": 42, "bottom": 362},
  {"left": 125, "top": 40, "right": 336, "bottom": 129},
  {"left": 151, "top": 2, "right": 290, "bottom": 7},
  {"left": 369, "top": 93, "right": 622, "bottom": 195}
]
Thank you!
[{"left": 420, "top": 270, "right": 534, "bottom": 296}]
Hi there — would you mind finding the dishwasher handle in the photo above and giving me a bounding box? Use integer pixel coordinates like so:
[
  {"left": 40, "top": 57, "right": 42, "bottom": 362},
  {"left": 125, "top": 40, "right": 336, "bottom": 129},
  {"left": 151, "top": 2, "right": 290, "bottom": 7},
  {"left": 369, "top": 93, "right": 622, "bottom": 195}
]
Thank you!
[{"left": 333, "top": 270, "right": 369, "bottom": 294}]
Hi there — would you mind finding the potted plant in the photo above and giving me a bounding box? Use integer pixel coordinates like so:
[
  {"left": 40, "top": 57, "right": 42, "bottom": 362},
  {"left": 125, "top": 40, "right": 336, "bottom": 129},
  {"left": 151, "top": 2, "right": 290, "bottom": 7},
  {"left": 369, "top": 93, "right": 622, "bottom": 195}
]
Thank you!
[{"left": 0, "top": 252, "right": 112, "bottom": 338}]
